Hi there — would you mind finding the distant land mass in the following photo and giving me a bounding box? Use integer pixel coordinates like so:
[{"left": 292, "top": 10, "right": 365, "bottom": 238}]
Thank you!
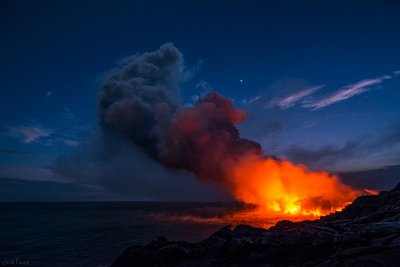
[
  {"left": 338, "top": 164, "right": 400, "bottom": 191},
  {"left": 0, "top": 178, "right": 111, "bottom": 202},
  {"left": 0, "top": 164, "right": 399, "bottom": 202}
]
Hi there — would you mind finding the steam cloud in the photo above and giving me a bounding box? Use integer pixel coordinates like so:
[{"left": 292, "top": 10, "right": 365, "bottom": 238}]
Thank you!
[
  {"left": 98, "top": 43, "right": 263, "bottom": 182},
  {"left": 95, "top": 43, "right": 358, "bottom": 213},
  {"left": 98, "top": 44, "right": 183, "bottom": 159}
]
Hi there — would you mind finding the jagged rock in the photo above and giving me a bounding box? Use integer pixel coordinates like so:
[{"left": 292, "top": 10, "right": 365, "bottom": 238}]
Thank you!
[{"left": 112, "top": 183, "right": 400, "bottom": 267}]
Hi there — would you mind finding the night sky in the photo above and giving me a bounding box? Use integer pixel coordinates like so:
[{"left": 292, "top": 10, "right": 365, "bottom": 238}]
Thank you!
[{"left": 1, "top": 0, "right": 399, "bottom": 201}]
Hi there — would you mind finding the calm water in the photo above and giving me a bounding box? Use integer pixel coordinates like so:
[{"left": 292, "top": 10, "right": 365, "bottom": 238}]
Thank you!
[{"left": 0, "top": 202, "right": 246, "bottom": 267}]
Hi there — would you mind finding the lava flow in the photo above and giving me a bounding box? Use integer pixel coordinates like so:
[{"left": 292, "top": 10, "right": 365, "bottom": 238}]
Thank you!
[{"left": 229, "top": 155, "right": 359, "bottom": 222}]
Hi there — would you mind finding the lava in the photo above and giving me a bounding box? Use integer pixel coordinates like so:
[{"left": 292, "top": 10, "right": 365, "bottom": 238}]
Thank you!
[{"left": 229, "top": 155, "right": 359, "bottom": 221}]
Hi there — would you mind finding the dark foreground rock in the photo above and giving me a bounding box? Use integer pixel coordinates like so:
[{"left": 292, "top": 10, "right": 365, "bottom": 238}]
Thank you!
[{"left": 112, "top": 184, "right": 400, "bottom": 267}]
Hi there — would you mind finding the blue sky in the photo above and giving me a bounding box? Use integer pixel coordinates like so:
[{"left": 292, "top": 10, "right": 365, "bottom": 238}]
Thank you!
[{"left": 0, "top": 0, "right": 399, "bottom": 199}]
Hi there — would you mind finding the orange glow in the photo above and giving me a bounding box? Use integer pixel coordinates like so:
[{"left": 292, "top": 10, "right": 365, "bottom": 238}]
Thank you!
[
  {"left": 228, "top": 155, "right": 359, "bottom": 220},
  {"left": 363, "top": 188, "right": 379, "bottom": 195}
]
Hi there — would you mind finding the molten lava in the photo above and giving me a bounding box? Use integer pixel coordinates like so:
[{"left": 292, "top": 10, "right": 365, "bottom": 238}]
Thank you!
[{"left": 229, "top": 155, "right": 359, "bottom": 221}]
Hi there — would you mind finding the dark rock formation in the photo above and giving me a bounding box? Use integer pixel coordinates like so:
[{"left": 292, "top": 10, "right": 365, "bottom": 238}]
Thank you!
[{"left": 112, "top": 183, "right": 400, "bottom": 267}]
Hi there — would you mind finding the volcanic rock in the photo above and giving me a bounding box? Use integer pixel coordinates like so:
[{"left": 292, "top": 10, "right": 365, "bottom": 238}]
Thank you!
[{"left": 112, "top": 183, "right": 400, "bottom": 267}]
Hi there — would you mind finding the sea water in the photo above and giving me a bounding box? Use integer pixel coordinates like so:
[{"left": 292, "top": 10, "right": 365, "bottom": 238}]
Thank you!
[{"left": 0, "top": 202, "right": 245, "bottom": 267}]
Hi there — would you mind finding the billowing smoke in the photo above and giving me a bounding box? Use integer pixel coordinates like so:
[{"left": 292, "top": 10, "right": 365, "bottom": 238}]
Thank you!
[
  {"left": 160, "top": 93, "right": 263, "bottom": 181},
  {"left": 97, "top": 43, "right": 359, "bottom": 215},
  {"left": 98, "top": 43, "right": 262, "bottom": 182},
  {"left": 98, "top": 43, "right": 183, "bottom": 159}
]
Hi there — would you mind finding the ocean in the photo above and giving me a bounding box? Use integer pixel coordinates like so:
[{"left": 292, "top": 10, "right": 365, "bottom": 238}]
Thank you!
[{"left": 0, "top": 202, "right": 255, "bottom": 267}]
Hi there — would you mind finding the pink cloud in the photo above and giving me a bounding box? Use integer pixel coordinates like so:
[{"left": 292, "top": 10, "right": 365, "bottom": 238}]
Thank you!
[
  {"left": 7, "top": 125, "right": 54, "bottom": 143},
  {"left": 270, "top": 85, "right": 323, "bottom": 109},
  {"left": 303, "top": 75, "right": 391, "bottom": 110}
]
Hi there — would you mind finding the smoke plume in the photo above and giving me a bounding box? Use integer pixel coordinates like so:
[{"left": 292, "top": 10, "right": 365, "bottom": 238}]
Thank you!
[
  {"left": 97, "top": 43, "right": 359, "bottom": 216},
  {"left": 98, "top": 43, "right": 262, "bottom": 182},
  {"left": 98, "top": 43, "right": 183, "bottom": 159}
]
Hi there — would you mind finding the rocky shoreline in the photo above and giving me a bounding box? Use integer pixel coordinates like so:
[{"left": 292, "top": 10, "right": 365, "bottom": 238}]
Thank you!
[{"left": 112, "top": 183, "right": 400, "bottom": 266}]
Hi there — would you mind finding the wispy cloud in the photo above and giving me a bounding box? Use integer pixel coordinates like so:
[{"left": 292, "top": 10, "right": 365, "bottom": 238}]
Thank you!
[
  {"left": 283, "top": 123, "right": 400, "bottom": 171},
  {"left": 182, "top": 59, "right": 203, "bottom": 82},
  {"left": 62, "top": 139, "right": 81, "bottom": 147},
  {"left": 195, "top": 80, "right": 212, "bottom": 91},
  {"left": 241, "top": 95, "right": 261, "bottom": 105},
  {"left": 303, "top": 75, "right": 392, "bottom": 110},
  {"left": 302, "top": 122, "right": 317, "bottom": 129},
  {"left": 55, "top": 107, "right": 75, "bottom": 122},
  {"left": 189, "top": 80, "right": 214, "bottom": 105},
  {"left": 7, "top": 125, "right": 54, "bottom": 144},
  {"left": 269, "top": 85, "right": 323, "bottom": 109}
]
